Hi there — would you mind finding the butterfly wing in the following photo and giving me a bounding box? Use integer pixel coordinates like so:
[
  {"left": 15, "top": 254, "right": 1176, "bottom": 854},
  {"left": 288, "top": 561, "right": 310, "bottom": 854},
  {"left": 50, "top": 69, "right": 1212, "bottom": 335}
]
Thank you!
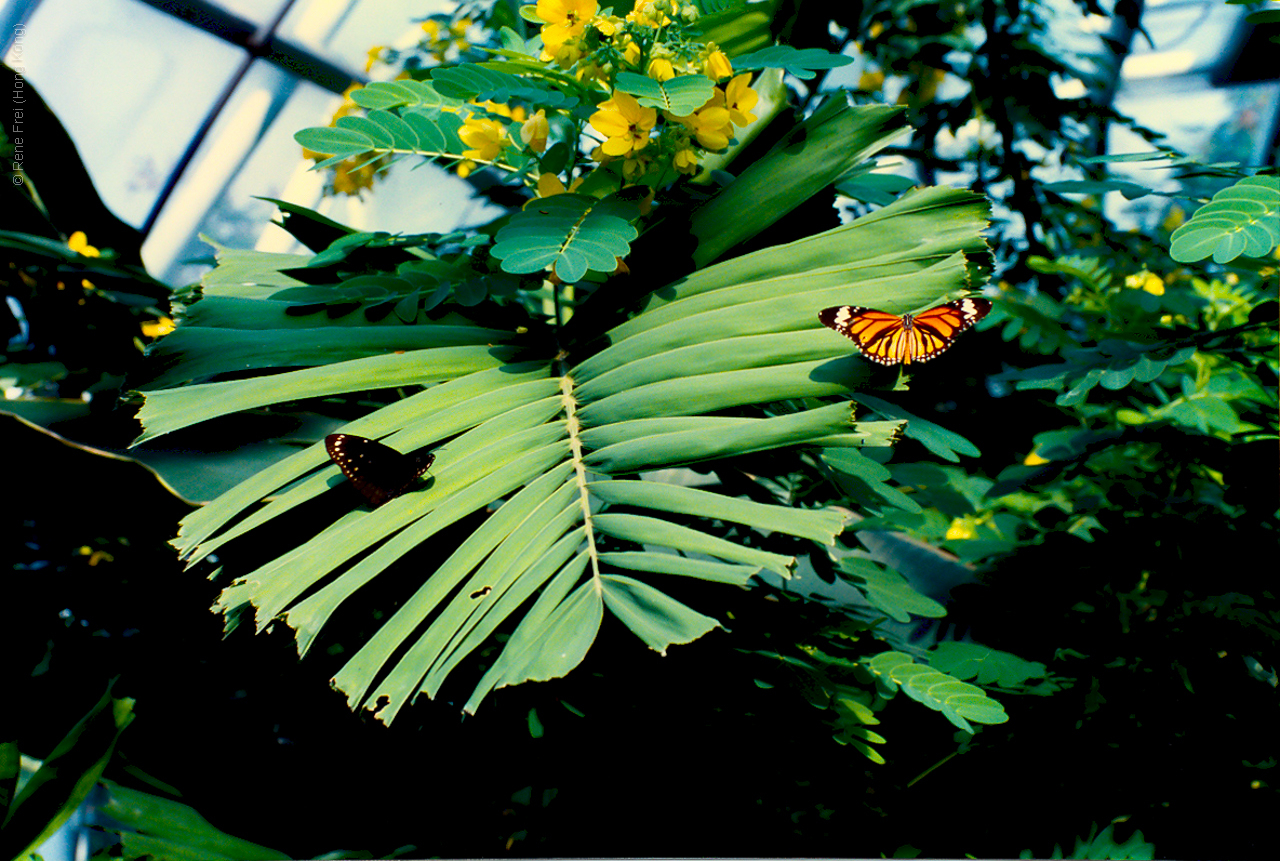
[
  {"left": 820, "top": 298, "right": 991, "bottom": 365},
  {"left": 325, "top": 433, "right": 434, "bottom": 507},
  {"left": 818, "top": 305, "right": 909, "bottom": 366},
  {"left": 910, "top": 298, "right": 991, "bottom": 343}
]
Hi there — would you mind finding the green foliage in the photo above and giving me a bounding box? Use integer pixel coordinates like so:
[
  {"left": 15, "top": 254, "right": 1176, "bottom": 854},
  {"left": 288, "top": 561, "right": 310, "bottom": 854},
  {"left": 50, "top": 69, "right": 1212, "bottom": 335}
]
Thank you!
[
  {"left": 97, "top": 779, "right": 292, "bottom": 860},
  {"left": 835, "top": 166, "right": 918, "bottom": 206},
  {"left": 865, "top": 651, "right": 1009, "bottom": 733},
  {"left": 13, "top": 0, "right": 1272, "bottom": 855},
  {"left": 1020, "top": 822, "right": 1156, "bottom": 860},
  {"left": 1170, "top": 175, "right": 1280, "bottom": 264},
  {"left": 613, "top": 72, "right": 715, "bottom": 114},
  {"left": 295, "top": 107, "right": 465, "bottom": 170},
  {"left": 0, "top": 682, "right": 134, "bottom": 861},
  {"left": 136, "top": 179, "right": 992, "bottom": 721},
  {"left": 490, "top": 193, "right": 640, "bottom": 281},
  {"left": 854, "top": 394, "right": 981, "bottom": 462},
  {"left": 728, "top": 45, "right": 854, "bottom": 80},
  {"left": 1027, "top": 253, "right": 1113, "bottom": 294},
  {"left": 928, "top": 641, "right": 1061, "bottom": 693},
  {"left": 1008, "top": 341, "right": 1199, "bottom": 407},
  {"left": 837, "top": 557, "right": 946, "bottom": 622},
  {"left": 429, "top": 64, "right": 581, "bottom": 108},
  {"left": 345, "top": 78, "right": 450, "bottom": 111}
]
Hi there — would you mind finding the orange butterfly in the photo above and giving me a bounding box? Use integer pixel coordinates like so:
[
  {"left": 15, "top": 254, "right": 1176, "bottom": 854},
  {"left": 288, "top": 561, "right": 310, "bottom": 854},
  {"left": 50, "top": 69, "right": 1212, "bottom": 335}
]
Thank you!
[{"left": 818, "top": 298, "right": 992, "bottom": 365}]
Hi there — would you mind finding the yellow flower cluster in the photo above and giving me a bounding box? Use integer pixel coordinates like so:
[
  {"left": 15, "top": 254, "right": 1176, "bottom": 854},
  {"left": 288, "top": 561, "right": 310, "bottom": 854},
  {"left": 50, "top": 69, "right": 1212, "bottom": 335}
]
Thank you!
[
  {"left": 456, "top": 100, "right": 549, "bottom": 176},
  {"left": 1124, "top": 271, "right": 1166, "bottom": 296},
  {"left": 67, "top": 231, "right": 99, "bottom": 258},
  {"left": 589, "top": 91, "right": 657, "bottom": 157},
  {"left": 671, "top": 73, "right": 758, "bottom": 151},
  {"left": 450, "top": 0, "right": 760, "bottom": 189},
  {"left": 626, "top": 1, "right": 673, "bottom": 28},
  {"left": 536, "top": 0, "right": 597, "bottom": 65},
  {"left": 421, "top": 17, "right": 472, "bottom": 63}
]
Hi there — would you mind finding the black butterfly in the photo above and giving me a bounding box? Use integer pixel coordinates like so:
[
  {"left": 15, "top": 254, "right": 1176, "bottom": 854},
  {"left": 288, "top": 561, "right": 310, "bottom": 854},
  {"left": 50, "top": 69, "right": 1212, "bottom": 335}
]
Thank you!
[{"left": 325, "top": 433, "right": 435, "bottom": 507}]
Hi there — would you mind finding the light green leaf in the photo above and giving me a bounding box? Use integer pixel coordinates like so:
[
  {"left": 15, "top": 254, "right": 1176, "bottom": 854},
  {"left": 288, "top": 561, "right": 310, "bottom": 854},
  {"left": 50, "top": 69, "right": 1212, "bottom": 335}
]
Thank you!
[
  {"left": 929, "top": 641, "right": 1049, "bottom": 687},
  {"left": 491, "top": 193, "right": 639, "bottom": 282},
  {"left": 1170, "top": 175, "right": 1280, "bottom": 263},
  {"left": 600, "top": 574, "right": 723, "bottom": 653},
  {"left": 430, "top": 64, "right": 578, "bottom": 109},
  {"left": 614, "top": 71, "right": 716, "bottom": 114},
  {"left": 863, "top": 651, "right": 1007, "bottom": 732}
]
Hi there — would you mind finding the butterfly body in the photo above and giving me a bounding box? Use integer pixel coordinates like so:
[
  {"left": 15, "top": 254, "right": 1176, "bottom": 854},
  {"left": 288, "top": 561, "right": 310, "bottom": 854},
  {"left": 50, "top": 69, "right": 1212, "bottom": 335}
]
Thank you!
[
  {"left": 325, "top": 433, "right": 435, "bottom": 507},
  {"left": 819, "top": 298, "right": 991, "bottom": 365}
]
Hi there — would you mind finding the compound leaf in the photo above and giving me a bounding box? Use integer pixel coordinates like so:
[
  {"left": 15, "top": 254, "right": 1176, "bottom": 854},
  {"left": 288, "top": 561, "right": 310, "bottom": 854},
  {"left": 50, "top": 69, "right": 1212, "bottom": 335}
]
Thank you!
[
  {"left": 491, "top": 193, "right": 639, "bottom": 282},
  {"left": 1170, "top": 175, "right": 1280, "bottom": 263}
]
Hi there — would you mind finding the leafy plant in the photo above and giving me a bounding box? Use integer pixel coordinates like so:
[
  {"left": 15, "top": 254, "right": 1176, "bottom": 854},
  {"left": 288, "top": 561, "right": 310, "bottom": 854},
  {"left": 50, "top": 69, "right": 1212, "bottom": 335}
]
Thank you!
[
  {"left": 127, "top": 1, "right": 1023, "bottom": 734},
  {"left": 137, "top": 179, "right": 990, "bottom": 722},
  {"left": 0, "top": 681, "right": 134, "bottom": 861},
  {"left": 11, "top": 0, "right": 1267, "bottom": 856},
  {"left": 1020, "top": 822, "right": 1156, "bottom": 860}
]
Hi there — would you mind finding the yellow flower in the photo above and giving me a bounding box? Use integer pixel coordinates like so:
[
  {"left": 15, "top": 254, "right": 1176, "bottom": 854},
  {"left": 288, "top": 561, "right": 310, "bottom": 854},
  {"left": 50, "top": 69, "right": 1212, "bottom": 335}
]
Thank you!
[
  {"left": 365, "top": 45, "right": 385, "bottom": 73},
  {"left": 576, "top": 60, "right": 607, "bottom": 83},
  {"left": 422, "top": 20, "right": 441, "bottom": 38},
  {"left": 451, "top": 18, "right": 472, "bottom": 52},
  {"left": 945, "top": 518, "right": 976, "bottom": 540},
  {"left": 858, "top": 69, "right": 885, "bottom": 92},
  {"left": 592, "top": 15, "right": 624, "bottom": 36},
  {"left": 705, "top": 49, "right": 733, "bottom": 81},
  {"left": 589, "top": 91, "right": 658, "bottom": 157},
  {"left": 622, "top": 39, "right": 642, "bottom": 68},
  {"left": 1161, "top": 205, "right": 1185, "bottom": 233},
  {"left": 458, "top": 115, "right": 507, "bottom": 162},
  {"left": 627, "top": 1, "right": 671, "bottom": 27},
  {"left": 327, "top": 154, "right": 386, "bottom": 196},
  {"left": 1124, "top": 272, "right": 1165, "bottom": 295},
  {"left": 521, "top": 109, "right": 550, "bottom": 153},
  {"left": 537, "top": 172, "right": 587, "bottom": 197},
  {"left": 673, "top": 147, "right": 699, "bottom": 174},
  {"left": 67, "top": 231, "right": 99, "bottom": 257},
  {"left": 1024, "top": 451, "right": 1050, "bottom": 466},
  {"left": 724, "top": 73, "right": 758, "bottom": 126},
  {"left": 142, "top": 317, "right": 175, "bottom": 338},
  {"left": 537, "top": 0, "right": 597, "bottom": 54},
  {"left": 537, "top": 173, "right": 568, "bottom": 197},
  {"left": 77, "top": 546, "right": 114, "bottom": 566},
  {"left": 550, "top": 40, "right": 584, "bottom": 68},
  {"left": 648, "top": 58, "right": 676, "bottom": 82},
  {"left": 675, "top": 93, "right": 732, "bottom": 150}
]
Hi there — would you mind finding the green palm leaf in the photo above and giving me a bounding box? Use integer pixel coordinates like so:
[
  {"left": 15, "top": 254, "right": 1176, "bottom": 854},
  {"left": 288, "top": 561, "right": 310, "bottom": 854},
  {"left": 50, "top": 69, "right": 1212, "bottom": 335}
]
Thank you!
[{"left": 136, "top": 184, "right": 990, "bottom": 722}]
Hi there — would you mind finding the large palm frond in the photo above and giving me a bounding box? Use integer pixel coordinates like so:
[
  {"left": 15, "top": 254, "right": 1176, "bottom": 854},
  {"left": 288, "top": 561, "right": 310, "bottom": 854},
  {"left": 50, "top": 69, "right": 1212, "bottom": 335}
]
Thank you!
[{"left": 137, "top": 173, "right": 989, "bottom": 722}]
